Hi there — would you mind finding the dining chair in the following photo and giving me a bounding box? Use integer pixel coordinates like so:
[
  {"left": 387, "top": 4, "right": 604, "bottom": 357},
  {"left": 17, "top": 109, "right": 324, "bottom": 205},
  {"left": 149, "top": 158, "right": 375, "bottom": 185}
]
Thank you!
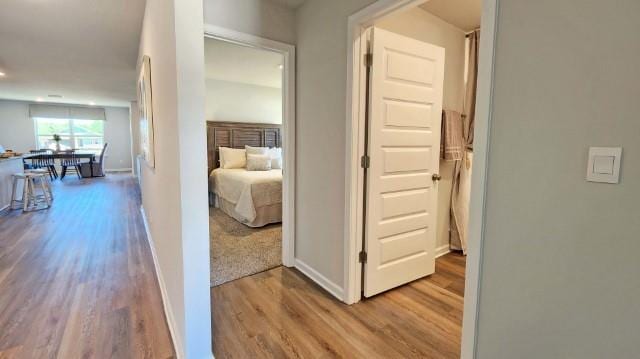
[
  {"left": 79, "top": 143, "right": 108, "bottom": 178},
  {"left": 29, "top": 149, "right": 57, "bottom": 179},
  {"left": 60, "top": 150, "right": 81, "bottom": 179},
  {"left": 28, "top": 149, "right": 47, "bottom": 169}
]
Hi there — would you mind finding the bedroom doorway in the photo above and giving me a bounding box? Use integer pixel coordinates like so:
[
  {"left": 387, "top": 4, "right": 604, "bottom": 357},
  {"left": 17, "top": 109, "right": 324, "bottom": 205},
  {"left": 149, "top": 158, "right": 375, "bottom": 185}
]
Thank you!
[{"left": 203, "top": 26, "right": 296, "bottom": 288}]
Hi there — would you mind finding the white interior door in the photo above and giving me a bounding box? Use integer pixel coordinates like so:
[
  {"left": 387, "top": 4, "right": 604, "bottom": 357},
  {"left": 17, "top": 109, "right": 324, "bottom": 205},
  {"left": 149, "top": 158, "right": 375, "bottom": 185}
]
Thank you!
[{"left": 363, "top": 27, "right": 445, "bottom": 297}]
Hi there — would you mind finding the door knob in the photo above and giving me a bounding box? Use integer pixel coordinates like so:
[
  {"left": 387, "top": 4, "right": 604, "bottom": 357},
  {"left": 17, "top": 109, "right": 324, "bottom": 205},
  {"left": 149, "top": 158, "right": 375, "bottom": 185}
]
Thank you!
[{"left": 432, "top": 173, "right": 441, "bottom": 181}]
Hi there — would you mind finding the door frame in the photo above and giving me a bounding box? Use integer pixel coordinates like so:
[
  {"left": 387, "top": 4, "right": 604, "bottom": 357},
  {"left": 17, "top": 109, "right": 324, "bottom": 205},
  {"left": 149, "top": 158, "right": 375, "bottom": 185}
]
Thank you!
[
  {"left": 204, "top": 25, "right": 296, "bottom": 267},
  {"left": 343, "top": 0, "right": 499, "bottom": 358}
]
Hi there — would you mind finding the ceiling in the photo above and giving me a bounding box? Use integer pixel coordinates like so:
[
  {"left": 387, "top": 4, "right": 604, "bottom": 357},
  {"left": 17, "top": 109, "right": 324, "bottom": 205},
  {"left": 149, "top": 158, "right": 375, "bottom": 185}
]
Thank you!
[
  {"left": 0, "top": 0, "right": 146, "bottom": 107},
  {"left": 420, "top": 0, "right": 482, "bottom": 32},
  {"left": 269, "top": 0, "right": 307, "bottom": 9},
  {"left": 205, "top": 38, "right": 283, "bottom": 89}
]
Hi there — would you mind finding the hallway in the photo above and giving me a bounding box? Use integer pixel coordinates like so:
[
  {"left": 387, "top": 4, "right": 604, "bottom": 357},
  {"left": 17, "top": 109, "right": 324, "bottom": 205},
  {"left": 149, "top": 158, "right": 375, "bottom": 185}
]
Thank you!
[
  {"left": 0, "top": 172, "right": 464, "bottom": 358},
  {"left": 0, "top": 175, "right": 174, "bottom": 358}
]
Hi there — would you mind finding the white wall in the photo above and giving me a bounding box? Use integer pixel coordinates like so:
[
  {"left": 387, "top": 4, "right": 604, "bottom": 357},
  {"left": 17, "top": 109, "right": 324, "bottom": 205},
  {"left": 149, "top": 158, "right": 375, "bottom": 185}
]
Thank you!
[
  {"left": 138, "top": 0, "right": 211, "bottom": 357},
  {"left": 295, "top": 0, "right": 377, "bottom": 290},
  {"left": 205, "top": 79, "right": 282, "bottom": 124},
  {"left": 0, "top": 99, "right": 132, "bottom": 171},
  {"left": 104, "top": 107, "right": 133, "bottom": 170},
  {"left": 376, "top": 7, "right": 467, "bottom": 254},
  {"left": 475, "top": 0, "right": 640, "bottom": 357},
  {"left": 203, "top": 0, "right": 296, "bottom": 44}
]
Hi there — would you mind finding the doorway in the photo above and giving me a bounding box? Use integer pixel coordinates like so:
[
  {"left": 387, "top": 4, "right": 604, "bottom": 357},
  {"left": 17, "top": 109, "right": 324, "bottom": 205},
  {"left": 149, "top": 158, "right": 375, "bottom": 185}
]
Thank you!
[
  {"left": 344, "top": 0, "right": 497, "bottom": 357},
  {"left": 203, "top": 26, "right": 296, "bottom": 287}
]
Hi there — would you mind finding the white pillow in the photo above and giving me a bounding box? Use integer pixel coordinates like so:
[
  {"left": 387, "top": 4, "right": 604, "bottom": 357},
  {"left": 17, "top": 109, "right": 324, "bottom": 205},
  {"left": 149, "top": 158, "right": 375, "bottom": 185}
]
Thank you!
[
  {"left": 246, "top": 154, "right": 272, "bottom": 171},
  {"left": 245, "top": 145, "right": 268, "bottom": 156},
  {"left": 269, "top": 147, "right": 283, "bottom": 169},
  {"left": 219, "top": 147, "right": 246, "bottom": 169}
]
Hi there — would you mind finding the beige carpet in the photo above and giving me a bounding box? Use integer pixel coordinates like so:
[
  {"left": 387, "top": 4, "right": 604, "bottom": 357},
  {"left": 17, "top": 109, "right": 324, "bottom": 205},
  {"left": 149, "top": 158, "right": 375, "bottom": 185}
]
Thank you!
[{"left": 210, "top": 208, "right": 282, "bottom": 287}]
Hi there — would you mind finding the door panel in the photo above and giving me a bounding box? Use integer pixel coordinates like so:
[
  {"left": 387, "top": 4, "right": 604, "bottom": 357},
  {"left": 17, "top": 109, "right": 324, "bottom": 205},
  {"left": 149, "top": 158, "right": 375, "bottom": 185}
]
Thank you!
[
  {"left": 382, "top": 148, "right": 432, "bottom": 173},
  {"left": 384, "top": 101, "right": 433, "bottom": 128},
  {"left": 380, "top": 228, "right": 428, "bottom": 265},
  {"left": 385, "top": 50, "right": 437, "bottom": 85},
  {"left": 364, "top": 27, "right": 445, "bottom": 297},
  {"left": 381, "top": 189, "right": 430, "bottom": 219}
]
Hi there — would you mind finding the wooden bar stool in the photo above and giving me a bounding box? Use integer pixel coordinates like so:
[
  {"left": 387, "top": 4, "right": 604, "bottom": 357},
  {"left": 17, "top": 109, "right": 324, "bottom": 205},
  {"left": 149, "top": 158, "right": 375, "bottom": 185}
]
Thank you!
[
  {"left": 10, "top": 172, "right": 52, "bottom": 212},
  {"left": 25, "top": 168, "right": 54, "bottom": 201}
]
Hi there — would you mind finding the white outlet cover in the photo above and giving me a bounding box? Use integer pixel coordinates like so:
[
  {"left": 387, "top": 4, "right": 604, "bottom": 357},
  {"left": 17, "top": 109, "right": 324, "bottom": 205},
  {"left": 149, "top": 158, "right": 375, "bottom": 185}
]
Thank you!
[{"left": 586, "top": 147, "right": 622, "bottom": 184}]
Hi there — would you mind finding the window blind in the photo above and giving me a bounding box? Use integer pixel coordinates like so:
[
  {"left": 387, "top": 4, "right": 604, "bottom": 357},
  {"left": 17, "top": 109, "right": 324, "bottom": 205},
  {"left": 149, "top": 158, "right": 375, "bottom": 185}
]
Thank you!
[{"left": 29, "top": 104, "right": 106, "bottom": 121}]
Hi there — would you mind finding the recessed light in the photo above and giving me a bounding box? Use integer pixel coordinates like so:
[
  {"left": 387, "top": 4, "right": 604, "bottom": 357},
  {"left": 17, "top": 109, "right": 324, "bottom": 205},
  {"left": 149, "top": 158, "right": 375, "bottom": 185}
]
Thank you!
[
  {"left": 278, "top": 64, "right": 284, "bottom": 70},
  {"left": 89, "top": 101, "right": 96, "bottom": 106},
  {"left": 36, "top": 97, "right": 44, "bottom": 102},
  {"left": 0, "top": 72, "right": 5, "bottom": 77}
]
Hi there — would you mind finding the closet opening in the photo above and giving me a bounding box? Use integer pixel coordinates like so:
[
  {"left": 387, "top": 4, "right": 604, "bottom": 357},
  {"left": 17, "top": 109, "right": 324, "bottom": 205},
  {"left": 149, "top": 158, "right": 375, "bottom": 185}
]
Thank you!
[{"left": 344, "top": 0, "right": 495, "bottom": 356}]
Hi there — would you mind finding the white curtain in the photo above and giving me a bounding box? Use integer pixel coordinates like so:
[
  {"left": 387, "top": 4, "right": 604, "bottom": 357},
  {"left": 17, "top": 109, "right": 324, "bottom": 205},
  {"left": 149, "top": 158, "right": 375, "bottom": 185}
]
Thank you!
[{"left": 450, "top": 29, "right": 479, "bottom": 254}]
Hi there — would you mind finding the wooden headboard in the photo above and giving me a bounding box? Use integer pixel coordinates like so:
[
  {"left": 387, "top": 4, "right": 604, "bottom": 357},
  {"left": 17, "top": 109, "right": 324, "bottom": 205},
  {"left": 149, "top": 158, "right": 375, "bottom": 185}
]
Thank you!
[{"left": 206, "top": 121, "right": 281, "bottom": 173}]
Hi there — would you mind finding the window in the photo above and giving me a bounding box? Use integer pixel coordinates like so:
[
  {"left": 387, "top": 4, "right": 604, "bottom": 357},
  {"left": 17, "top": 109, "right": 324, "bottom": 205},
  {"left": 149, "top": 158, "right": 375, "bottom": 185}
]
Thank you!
[{"left": 34, "top": 117, "right": 104, "bottom": 152}]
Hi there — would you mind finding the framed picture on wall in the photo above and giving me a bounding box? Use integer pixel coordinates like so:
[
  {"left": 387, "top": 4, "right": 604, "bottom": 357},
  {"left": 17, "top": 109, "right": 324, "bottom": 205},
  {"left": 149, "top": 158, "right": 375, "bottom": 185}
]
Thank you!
[{"left": 137, "top": 55, "right": 155, "bottom": 168}]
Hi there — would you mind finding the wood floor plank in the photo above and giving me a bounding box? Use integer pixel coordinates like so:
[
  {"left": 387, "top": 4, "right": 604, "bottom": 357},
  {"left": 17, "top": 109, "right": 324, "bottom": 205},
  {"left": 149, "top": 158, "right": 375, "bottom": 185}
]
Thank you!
[
  {"left": 212, "top": 252, "right": 466, "bottom": 358},
  {"left": 0, "top": 174, "right": 175, "bottom": 359}
]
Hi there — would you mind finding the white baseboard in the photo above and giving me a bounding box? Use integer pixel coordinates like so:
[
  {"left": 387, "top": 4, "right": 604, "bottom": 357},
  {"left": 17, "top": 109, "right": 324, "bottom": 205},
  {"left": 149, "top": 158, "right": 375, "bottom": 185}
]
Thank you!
[
  {"left": 140, "top": 206, "right": 184, "bottom": 359},
  {"left": 106, "top": 168, "right": 133, "bottom": 173},
  {"left": 435, "top": 244, "right": 451, "bottom": 258},
  {"left": 294, "top": 259, "right": 344, "bottom": 301}
]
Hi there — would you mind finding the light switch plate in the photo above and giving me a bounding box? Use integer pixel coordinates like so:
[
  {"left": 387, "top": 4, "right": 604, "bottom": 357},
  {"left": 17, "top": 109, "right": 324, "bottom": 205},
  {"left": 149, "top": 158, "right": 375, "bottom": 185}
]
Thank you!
[{"left": 587, "top": 147, "right": 622, "bottom": 183}]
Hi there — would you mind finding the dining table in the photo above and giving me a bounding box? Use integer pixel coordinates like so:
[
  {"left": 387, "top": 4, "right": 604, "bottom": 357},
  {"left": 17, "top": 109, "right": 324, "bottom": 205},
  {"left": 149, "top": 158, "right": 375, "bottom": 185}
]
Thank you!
[{"left": 26, "top": 151, "right": 98, "bottom": 179}]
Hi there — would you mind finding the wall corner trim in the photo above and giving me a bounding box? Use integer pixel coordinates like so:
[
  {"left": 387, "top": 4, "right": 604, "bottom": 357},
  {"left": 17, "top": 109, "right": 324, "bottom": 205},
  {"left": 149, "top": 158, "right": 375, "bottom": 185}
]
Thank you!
[
  {"left": 140, "top": 205, "right": 184, "bottom": 359},
  {"left": 294, "top": 259, "right": 344, "bottom": 300}
]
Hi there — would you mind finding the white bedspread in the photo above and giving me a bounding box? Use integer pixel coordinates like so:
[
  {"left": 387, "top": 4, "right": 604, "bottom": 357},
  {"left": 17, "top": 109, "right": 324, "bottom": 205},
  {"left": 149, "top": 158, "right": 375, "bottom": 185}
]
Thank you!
[{"left": 209, "top": 168, "right": 282, "bottom": 222}]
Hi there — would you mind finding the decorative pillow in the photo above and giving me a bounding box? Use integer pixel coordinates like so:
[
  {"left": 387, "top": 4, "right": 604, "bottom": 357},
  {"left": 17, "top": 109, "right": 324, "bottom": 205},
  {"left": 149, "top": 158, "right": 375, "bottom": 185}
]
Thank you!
[
  {"left": 219, "top": 147, "right": 246, "bottom": 169},
  {"left": 269, "top": 147, "right": 283, "bottom": 169},
  {"left": 246, "top": 154, "right": 272, "bottom": 171},
  {"left": 245, "top": 145, "right": 269, "bottom": 156}
]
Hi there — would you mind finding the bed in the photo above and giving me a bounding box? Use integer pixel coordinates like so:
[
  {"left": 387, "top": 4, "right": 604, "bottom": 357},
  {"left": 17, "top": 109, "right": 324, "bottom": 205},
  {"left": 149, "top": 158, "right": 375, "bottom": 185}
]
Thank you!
[
  {"left": 206, "top": 121, "right": 282, "bottom": 227},
  {"left": 209, "top": 168, "right": 282, "bottom": 227}
]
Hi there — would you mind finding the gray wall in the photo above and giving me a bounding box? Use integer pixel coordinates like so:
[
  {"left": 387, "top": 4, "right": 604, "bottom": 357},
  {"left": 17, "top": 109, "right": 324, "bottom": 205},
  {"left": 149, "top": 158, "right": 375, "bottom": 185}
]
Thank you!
[
  {"left": 0, "top": 100, "right": 34, "bottom": 154},
  {"left": 0, "top": 99, "right": 132, "bottom": 170},
  {"left": 129, "top": 101, "right": 140, "bottom": 177},
  {"left": 476, "top": 0, "right": 640, "bottom": 358},
  {"left": 204, "top": 0, "right": 296, "bottom": 44},
  {"left": 295, "top": 0, "right": 376, "bottom": 289},
  {"left": 103, "top": 107, "right": 133, "bottom": 170}
]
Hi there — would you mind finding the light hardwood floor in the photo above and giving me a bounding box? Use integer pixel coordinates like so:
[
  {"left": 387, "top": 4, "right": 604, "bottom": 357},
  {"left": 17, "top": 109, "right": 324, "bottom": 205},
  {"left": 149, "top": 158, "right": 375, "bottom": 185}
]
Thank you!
[
  {"left": 0, "top": 174, "right": 174, "bottom": 358},
  {"left": 212, "top": 253, "right": 465, "bottom": 358},
  {"left": 0, "top": 173, "right": 465, "bottom": 358}
]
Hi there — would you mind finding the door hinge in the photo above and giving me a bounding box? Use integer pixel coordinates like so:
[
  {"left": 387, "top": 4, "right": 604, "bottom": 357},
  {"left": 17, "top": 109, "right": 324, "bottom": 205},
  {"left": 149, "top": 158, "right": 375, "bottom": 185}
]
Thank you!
[
  {"left": 360, "top": 155, "right": 370, "bottom": 169},
  {"left": 359, "top": 251, "right": 368, "bottom": 263},
  {"left": 365, "top": 53, "right": 373, "bottom": 67}
]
